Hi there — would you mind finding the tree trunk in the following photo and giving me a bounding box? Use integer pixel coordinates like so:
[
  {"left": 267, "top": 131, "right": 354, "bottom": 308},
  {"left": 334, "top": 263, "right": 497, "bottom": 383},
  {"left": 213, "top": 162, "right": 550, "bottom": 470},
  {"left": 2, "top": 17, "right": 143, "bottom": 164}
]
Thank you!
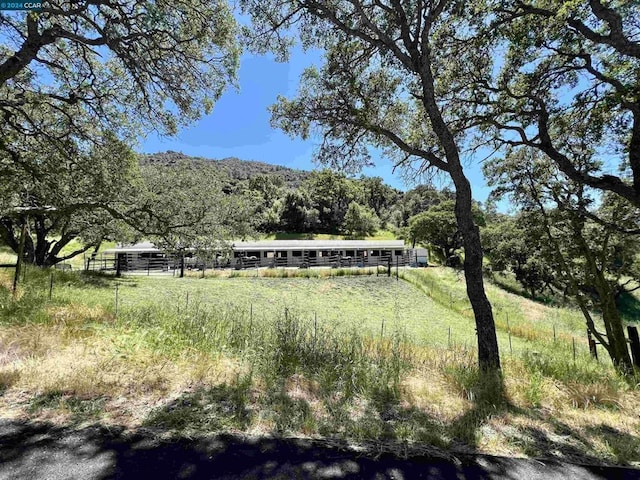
[
  {"left": 451, "top": 167, "right": 501, "bottom": 371},
  {"left": 571, "top": 217, "right": 634, "bottom": 375},
  {"left": 13, "top": 220, "right": 27, "bottom": 295},
  {"left": 601, "top": 300, "right": 633, "bottom": 374},
  {"left": 416, "top": 52, "right": 501, "bottom": 372},
  {"left": 594, "top": 272, "right": 633, "bottom": 374}
]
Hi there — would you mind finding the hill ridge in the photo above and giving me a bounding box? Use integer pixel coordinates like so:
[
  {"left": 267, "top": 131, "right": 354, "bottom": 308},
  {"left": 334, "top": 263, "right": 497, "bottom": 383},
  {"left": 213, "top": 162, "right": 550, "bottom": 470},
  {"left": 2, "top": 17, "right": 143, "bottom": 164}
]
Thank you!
[{"left": 139, "top": 150, "right": 311, "bottom": 187}]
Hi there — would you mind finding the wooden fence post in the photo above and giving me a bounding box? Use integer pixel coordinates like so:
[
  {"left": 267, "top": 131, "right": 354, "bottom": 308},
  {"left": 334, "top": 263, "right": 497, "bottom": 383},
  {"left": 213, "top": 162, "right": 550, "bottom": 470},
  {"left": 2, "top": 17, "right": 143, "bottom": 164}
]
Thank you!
[
  {"left": 115, "top": 285, "right": 119, "bottom": 318},
  {"left": 314, "top": 311, "right": 318, "bottom": 349},
  {"left": 627, "top": 326, "right": 640, "bottom": 369},
  {"left": 12, "top": 220, "right": 27, "bottom": 296}
]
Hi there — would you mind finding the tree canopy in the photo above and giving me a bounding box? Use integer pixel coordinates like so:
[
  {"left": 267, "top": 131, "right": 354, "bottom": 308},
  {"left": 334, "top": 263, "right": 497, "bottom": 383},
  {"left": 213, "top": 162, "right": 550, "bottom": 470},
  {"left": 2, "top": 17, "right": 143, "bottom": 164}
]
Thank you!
[
  {"left": 480, "top": 1, "right": 640, "bottom": 207},
  {"left": 0, "top": 2, "right": 241, "bottom": 265},
  {"left": 343, "top": 201, "right": 380, "bottom": 237},
  {"left": 0, "top": 1, "right": 238, "bottom": 141}
]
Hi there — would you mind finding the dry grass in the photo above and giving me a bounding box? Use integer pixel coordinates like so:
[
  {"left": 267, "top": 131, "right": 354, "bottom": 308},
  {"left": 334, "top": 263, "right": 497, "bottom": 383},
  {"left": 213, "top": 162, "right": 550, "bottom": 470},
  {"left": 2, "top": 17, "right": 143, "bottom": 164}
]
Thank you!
[
  {"left": 0, "top": 322, "right": 247, "bottom": 429},
  {"left": 401, "top": 372, "right": 468, "bottom": 422},
  {"left": 0, "top": 272, "right": 14, "bottom": 292}
]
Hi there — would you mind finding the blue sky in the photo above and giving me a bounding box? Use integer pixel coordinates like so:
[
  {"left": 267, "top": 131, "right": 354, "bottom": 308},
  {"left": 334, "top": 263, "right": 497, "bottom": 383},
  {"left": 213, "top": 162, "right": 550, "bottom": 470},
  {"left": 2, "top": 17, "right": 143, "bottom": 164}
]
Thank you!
[{"left": 139, "top": 48, "right": 493, "bottom": 202}]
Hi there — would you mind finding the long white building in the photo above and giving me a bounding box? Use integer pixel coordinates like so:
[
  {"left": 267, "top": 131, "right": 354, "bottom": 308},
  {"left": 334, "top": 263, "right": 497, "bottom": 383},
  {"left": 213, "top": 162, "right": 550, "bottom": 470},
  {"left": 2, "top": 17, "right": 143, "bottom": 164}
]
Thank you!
[{"left": 101, "top": 239, "right": 422, "bottom": 272}]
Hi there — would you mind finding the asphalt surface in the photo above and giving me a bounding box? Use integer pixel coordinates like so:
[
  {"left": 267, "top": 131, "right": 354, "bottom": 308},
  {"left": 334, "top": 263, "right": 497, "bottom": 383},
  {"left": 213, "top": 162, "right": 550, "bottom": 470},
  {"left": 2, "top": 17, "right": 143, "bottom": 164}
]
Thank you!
[{"left": 0, "top": 420, "right": 638, "bottom": 479}]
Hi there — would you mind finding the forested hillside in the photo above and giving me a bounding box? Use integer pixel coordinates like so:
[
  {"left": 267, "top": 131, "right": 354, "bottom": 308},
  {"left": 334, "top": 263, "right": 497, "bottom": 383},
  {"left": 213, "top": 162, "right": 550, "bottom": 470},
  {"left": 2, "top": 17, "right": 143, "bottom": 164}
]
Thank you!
[
  {"left": 139, "top": 151, "right": 464, "bottom": 243},
  {"left": 141, "top": 151, "right": 311, "bottom": 187}
]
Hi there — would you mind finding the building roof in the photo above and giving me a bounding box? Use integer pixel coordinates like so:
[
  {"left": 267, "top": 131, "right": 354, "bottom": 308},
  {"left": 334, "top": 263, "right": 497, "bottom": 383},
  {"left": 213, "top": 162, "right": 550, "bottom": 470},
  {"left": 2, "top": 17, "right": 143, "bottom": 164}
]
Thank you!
[
  {"left": 104, "top": 241, "right": 158, "bottom": 253},
  {"left": 105, "top": 239, "right": 406, "bottom": 253},
  {"left": 233, "top": 240, "right": 405, "bottom": 251}
]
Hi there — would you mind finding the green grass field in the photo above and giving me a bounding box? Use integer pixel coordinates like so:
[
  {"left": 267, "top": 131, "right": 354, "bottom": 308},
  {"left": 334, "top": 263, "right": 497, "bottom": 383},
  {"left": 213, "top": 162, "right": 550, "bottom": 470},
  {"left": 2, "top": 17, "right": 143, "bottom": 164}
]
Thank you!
[{"left": 1, "top": 265, "right": 639, "bottom": 465}]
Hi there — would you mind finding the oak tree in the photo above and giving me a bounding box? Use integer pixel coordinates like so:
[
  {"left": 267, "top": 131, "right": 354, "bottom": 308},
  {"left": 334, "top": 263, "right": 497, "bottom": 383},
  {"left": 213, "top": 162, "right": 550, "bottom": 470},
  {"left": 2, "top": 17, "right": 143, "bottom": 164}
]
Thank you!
[
  {"left": 0, "top": 1, "right": 240, "bottom": 265},
  {"left": 244, "top": 0, "right": 502, "bottom": 370},
  {"left": 486, "top": 148, "right": 640, "bottom": 374}
]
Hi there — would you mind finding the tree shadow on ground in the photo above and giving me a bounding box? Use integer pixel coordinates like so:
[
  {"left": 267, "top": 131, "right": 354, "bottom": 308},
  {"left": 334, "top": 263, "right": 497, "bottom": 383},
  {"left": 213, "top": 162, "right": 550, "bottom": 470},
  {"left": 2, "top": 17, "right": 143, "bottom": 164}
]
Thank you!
[
  {"left": 27, "top": 391, "right": 107, "bottom": 425},
  {"left": 63, "top": 270, "right": 135, "bottom": 289},
  {"left": 437, "top": 372, "right": 640, "bottom": 468},
  {"left": 22, "top": 267, "right": 126, "bottom": 290},
  {"left": 0, "top": 269, "right": 131, "bottom": 325},
  {"left": 143, "top": 382, "right": 254, "bottom": 433},
  {"left": 505, "top": 414, "right": 640, "bottom": 468},
  {"left": 2, "top": 418, "right": 638, "bottom": 480},
  {"left": 585, "top": 424, "right": 640, "bottom": 466}
]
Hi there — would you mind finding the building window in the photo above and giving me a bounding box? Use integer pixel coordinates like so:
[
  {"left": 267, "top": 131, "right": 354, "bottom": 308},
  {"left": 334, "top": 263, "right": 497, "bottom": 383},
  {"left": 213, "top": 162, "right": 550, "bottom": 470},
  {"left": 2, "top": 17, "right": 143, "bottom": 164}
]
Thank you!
[
  {"left": 278, "top": 251, "right": 288, "bottom": 258},
  {"left": 371, "top": 250, "right": 380, "bottom": 256},
  {"left": 309, "top": 251, "right": 317, "bottom": 258},
  {"left": 292, "top": 251, "right": 302, "bottom": 257},
  {"left": 345, "top": 250, "right": 354, "bottom": 257},
  {"left": 395, "top": 250, "right": 403, "bottom": 256}
]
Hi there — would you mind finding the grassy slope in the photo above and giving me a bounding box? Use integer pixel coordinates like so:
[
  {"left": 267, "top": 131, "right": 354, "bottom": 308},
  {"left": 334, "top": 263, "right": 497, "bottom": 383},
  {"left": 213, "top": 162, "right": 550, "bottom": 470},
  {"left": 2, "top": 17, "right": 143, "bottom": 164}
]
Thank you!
[
  {"left": 400, "top": 268, "right": 592, "bottom": 354},
  {"left": 120, "top": 275, "right": 483, "bottom": 348},
  {"left": 0, "top": 265, "right": 638, "bottom": 465}
]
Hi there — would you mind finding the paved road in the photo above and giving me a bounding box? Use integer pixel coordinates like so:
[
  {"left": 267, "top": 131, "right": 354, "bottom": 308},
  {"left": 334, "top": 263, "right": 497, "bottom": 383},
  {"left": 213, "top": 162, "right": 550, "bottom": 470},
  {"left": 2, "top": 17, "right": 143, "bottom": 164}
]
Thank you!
[{"left": 0, "top": 420, "right": 638, "bottom": 479}]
